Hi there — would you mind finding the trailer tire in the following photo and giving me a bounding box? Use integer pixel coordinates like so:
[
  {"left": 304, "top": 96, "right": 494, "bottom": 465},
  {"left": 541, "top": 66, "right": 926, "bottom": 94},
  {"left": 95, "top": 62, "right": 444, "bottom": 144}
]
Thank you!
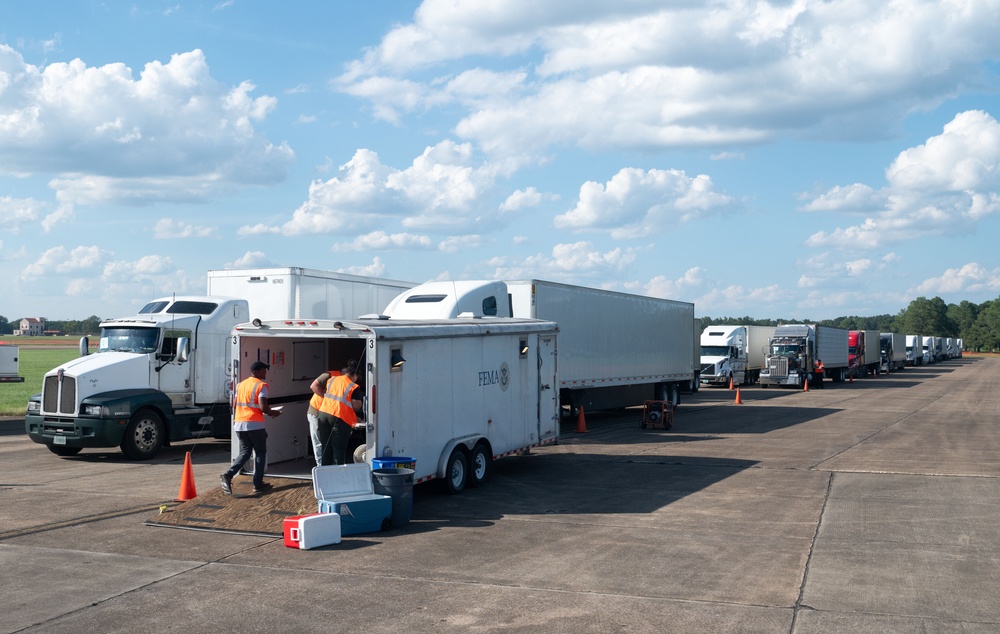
[
  {"left": 120, "top": 410, "right": 164, "bottom": 460},
  {"left": 47, "top": 444, "right": 82, "bottom": 457},
  {"left": 468, "top": 443, "right": 491, "bottom": 488},
  {"left": 445, "top": 447, "right": 468, "bottom": 494}
]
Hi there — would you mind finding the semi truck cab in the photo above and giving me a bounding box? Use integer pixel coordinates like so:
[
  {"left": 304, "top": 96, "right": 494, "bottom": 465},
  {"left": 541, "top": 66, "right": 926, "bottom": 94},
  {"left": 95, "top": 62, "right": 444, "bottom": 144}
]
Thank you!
[{"left": 25, "top": 297, "right": 246, "bottom": 459}]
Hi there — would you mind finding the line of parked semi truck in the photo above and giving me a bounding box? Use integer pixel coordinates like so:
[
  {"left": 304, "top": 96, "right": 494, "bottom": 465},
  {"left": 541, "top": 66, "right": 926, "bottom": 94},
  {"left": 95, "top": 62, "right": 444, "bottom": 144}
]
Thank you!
[
  {"left": 700, "top": 325, "right": 961, "bottom": 389},
  {"left": 21, "top": 268, "right": 964, "bottom": 494}
]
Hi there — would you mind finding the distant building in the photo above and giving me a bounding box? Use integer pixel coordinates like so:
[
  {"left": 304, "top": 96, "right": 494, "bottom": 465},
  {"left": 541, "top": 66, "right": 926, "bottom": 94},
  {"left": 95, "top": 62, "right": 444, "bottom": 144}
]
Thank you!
[{"left": 15, "top": 318, "right": 45, "bottom": 336}]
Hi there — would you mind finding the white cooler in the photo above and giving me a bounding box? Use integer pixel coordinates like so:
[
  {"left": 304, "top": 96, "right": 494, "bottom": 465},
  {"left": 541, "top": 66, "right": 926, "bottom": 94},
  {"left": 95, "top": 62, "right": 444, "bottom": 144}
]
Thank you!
[{"left": 283, "top": 512, "right": 341, "bottom": 549}]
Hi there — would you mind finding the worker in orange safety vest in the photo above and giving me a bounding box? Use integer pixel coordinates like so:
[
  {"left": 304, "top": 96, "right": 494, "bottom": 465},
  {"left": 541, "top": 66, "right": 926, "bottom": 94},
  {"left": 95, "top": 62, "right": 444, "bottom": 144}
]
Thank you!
[
  {"left": 221, "top": 361, "right": 282, "bottom": 495},
  {"left": 306, "top": 370, "right": 340, "bottom": 466},
  {"left": 310, "top": 360, "right": 362, "bottom": 465}
]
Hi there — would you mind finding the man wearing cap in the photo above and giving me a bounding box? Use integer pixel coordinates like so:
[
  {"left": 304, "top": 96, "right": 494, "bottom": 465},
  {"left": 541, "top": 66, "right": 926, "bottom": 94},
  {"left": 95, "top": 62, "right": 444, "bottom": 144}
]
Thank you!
[{"left": 221, "top": 360, "right": 282, "bottom": 495}]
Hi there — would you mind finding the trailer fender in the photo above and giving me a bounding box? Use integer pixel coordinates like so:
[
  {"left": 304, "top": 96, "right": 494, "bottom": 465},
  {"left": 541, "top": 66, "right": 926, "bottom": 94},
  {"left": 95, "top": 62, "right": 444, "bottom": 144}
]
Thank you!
[{"left": 436, "top": 435, "right": 482, "bottom": 479}]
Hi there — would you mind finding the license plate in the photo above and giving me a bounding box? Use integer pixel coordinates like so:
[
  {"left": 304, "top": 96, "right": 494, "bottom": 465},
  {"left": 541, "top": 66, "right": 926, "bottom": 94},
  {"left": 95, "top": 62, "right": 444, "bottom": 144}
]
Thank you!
[{"left": 53, "top": 435, "right": 66, "bottom": 445}]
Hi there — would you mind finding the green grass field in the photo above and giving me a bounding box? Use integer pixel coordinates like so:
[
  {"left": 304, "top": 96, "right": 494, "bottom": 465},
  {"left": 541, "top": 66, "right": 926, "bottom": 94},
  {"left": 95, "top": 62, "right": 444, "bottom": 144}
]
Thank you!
[{"left": 0, "top": 338, "right": 82, "bottom": 417}]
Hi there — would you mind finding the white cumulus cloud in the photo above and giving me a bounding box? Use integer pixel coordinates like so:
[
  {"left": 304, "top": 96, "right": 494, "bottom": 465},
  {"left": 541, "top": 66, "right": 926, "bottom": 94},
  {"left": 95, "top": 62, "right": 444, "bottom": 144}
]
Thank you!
[{"left": 556, "top": 167, "right": 737, "bottom": 239}]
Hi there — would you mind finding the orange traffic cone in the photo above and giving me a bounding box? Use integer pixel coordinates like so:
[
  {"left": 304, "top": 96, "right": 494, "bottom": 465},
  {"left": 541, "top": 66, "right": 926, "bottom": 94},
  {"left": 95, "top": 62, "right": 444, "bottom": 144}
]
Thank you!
[
  {"left": 176, "top": 451, "right": 197, "bottom": 502},
  {"left": 576, "top": 406, "right": 588, "bottom": 433},
  {"left": 728, "top": 376, "right": 734, "bottom": 390},
  {"left": 803, "top": 379, "right": 810, "bottom": 392},
  {"left": 734, "top": 388, "right": 743, "bottom": 405},
  {"left": 849, "top": 374, "right": 854, "bottom": 384}
]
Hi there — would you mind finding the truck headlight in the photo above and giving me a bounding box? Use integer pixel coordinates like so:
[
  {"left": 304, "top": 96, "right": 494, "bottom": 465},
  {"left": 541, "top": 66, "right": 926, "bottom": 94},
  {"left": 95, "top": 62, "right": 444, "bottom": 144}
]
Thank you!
[
  {"left": 27, "top": 401, "right": 40, "bottom": 413},
  {"left": 83, "top": 404, "right": 105, "bottom": 416}
]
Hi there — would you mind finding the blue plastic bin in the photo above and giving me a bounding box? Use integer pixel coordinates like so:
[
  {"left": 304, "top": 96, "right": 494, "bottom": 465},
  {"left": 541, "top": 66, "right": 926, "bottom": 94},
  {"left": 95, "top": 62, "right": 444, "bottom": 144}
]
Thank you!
[{"left": 371, "top": 456, "right": 416, "bottom": 471}]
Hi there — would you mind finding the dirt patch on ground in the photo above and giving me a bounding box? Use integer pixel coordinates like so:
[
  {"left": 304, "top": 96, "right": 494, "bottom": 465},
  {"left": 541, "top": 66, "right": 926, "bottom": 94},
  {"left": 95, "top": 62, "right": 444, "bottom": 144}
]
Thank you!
[{"left": 147, "top": 476, "right": 316, "bottom": 536}]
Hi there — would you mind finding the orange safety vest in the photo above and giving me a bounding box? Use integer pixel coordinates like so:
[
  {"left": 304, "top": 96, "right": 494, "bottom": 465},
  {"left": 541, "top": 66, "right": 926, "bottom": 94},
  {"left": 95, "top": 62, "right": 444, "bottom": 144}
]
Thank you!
[
  {"left": 319, "top": 373, "right": 358, "bottom": 424},
  {"left": 309, "top": 371, "right": 340, "bottom": 411},
  {"left": 234, "top": 376, "right": 266, "bottom": 423}
]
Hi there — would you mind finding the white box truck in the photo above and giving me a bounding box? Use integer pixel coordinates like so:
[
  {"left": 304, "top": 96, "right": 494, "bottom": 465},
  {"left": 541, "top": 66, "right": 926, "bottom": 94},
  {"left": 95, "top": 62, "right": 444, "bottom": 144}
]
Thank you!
[
  {"left": 0, "top": 344, "right": 24, "bottom": 383},
  {"left": 879, "top": 332, "right": 906, "bottom": 373},
  {"left": 230, "top": 317, "right": 560, "bottom": 493},
  {"left": 760, "top": 324, "right": 849, "bottom": 388},
  {"left": 25, "top": 269, "right": 415, "bottom": 459},
  {"left": 699, "top": 325, "right": 772, "bottom": 386},
  {"left": 381, "top": 279, "right": 696, "bottom": 411}
]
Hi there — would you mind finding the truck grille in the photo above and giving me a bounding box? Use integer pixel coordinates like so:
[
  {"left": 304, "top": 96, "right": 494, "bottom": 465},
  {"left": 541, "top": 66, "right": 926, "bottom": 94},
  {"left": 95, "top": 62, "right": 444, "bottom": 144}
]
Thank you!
[
  {"left": 42, "top": 375, "right": 77, "bottom": 415},
  {"left": 700, "top": 363, "right": 716, "bottom": 375},
  {"left": 766, "top": 357, "right": 789, "bottom": 378}
]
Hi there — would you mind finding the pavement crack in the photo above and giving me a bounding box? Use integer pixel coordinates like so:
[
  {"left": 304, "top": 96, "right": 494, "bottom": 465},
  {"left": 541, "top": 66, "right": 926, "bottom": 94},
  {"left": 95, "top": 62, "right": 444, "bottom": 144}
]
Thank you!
[{"left": 790, "top": 471, "right": 833, "bottom": 633}]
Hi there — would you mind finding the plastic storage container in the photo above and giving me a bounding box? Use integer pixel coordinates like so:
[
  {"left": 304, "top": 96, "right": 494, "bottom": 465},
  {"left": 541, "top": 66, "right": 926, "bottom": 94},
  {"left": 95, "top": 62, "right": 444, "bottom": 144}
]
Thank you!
[
  {"left": 371, "top": 456, "right": 416, "bottom": 471},
  {"left": 371, "top": 467, "right": 415, "bottom": 528}
]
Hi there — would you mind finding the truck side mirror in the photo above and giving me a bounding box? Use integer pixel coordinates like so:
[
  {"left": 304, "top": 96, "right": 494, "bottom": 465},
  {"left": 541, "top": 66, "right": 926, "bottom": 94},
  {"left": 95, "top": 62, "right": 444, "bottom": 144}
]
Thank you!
[
  {"left": 79, "top": 336, "right": 90, "bottom": 357},
  {"left": 177, "top": 337, "right": 190, "bottom": 363}
]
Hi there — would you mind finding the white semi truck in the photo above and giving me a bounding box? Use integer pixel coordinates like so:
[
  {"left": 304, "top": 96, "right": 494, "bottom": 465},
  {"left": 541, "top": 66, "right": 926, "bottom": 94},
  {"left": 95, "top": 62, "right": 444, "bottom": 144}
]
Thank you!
[
  {"left": 25, "top": 269, "right": 414, "bottom": 459},
  {"left": 380, "top": 279, "right": 696, "bottom": 411},
  {"left": 760, "top": 324, "right": 849, "bottom": 388},
  {"left": 0, "top": 344, "right": 24, "bottom": 383},
  {"left": 905, "top": 335, "right": 923, "bottom": 366},
  {"left": 699, "top": 325, "right": 772, "bottom": 386},
  {"left": 230, "top": 316, "right": 560, "bottom": 493}
]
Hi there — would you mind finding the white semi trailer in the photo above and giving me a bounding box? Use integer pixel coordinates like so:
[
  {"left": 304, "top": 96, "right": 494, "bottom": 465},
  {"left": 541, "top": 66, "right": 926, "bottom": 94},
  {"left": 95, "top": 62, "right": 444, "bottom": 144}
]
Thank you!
[
  {"left": 25, "top": 269, "right": 414, "bottom": 459},
  {"left": 230, "top": 317, "right": 560, "bottom": 493},
  {"left": 381, "top": 279, "right": 696, "bottom": 411}
]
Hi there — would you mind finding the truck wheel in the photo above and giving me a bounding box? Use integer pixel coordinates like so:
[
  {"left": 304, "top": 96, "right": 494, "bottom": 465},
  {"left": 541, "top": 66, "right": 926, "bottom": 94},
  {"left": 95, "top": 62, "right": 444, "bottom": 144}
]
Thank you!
[
  {"left": 468, "top": 444, "right": 491, "bottom": 488},
  {"left": 445, "top": 447, "right": 468, "bottom": 494},
  {"left": 120, "top": 410, "right": 164, "bottom": 460},
  {"left": 47, "top": 444, "right": 82, "bottom": 457}
]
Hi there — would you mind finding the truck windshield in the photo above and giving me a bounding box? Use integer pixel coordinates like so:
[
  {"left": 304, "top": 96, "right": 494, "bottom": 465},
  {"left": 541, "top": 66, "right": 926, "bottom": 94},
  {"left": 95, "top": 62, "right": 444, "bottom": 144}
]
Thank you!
[
  {"left": 701, "top": 346, "right": 729, "bottom": 356},
  {"left": 771, "top": 344, "right": 800, "bottom": 356},
  {"left": 99, "top": 328, "right": 159, "bottom": 354}
]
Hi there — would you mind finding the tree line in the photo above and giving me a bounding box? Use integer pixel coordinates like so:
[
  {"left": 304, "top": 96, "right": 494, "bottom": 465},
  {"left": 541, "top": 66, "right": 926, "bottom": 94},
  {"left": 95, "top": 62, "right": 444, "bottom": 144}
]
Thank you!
[
  {"left": 700, "top": 296, "right": 1000, "bottom": 353},
  {"left": 0, "top": 316, "right": 104, "bottom": 337}
]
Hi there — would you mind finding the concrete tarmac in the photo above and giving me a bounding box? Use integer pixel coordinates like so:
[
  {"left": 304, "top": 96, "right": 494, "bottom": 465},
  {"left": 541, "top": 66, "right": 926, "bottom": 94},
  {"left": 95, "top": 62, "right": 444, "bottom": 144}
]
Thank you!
[{"left": 1, "top": 358, "right": 997, "bottom": 633}]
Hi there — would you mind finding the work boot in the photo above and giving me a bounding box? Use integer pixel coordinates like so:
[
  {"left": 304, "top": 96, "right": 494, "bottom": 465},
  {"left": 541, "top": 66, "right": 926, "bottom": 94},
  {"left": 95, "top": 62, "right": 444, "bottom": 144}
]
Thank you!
[
  {"left": 220, "top": 473, "right": 232, "bottom": 495},
  {"left": 253, "top": 482, "right": 273, "bottom": 495}
]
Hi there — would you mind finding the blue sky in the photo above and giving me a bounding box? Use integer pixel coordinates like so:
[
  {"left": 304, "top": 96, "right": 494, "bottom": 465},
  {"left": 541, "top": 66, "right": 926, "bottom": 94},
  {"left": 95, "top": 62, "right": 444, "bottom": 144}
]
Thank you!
[{"left": 2, "top": 1, "right": 1000, "bottom": 321}]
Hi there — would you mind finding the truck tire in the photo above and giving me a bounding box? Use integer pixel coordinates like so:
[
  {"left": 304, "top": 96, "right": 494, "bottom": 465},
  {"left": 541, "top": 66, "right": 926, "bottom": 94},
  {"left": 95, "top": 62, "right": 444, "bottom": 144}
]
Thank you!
[
  {"left": 468, "top": 443, "right": 492, "bottom": 488},
  {"left": 47, "top": 444, "right": 83, "bottom": 457},
  {"left": 445, "top": 447, "right": 468, "bottom": 494},
  {"left": 120, "top": 410, "right": 165, "bottom": 460}
]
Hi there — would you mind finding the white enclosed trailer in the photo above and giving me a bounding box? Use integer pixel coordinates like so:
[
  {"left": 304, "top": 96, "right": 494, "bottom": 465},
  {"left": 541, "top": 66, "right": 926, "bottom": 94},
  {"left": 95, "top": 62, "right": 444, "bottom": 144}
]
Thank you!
[
  {"left": 383, "top": 279, "right": 696, "bottom": 410},
  {"left": 230, "top": 317, "right": 560, "bottom": 492}
]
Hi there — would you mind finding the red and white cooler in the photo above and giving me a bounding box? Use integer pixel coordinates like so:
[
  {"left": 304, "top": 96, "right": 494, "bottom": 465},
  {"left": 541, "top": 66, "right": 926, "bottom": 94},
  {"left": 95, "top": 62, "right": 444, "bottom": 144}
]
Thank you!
[{"left": 283, "top": 512, "right": 341, "bottom": 549}]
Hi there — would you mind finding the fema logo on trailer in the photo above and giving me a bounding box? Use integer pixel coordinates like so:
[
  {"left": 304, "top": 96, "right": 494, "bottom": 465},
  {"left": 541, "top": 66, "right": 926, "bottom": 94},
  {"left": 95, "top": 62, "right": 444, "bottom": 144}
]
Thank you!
[{"left": 479, "top": 362, "right": 511, "bottom": 391}]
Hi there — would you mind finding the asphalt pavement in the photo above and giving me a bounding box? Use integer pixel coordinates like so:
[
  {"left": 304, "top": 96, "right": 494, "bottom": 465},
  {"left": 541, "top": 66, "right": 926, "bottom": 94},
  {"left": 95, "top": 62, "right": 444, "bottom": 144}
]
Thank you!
[{"left": 1, "top": 358, "right": 998, "bottom": 633}]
